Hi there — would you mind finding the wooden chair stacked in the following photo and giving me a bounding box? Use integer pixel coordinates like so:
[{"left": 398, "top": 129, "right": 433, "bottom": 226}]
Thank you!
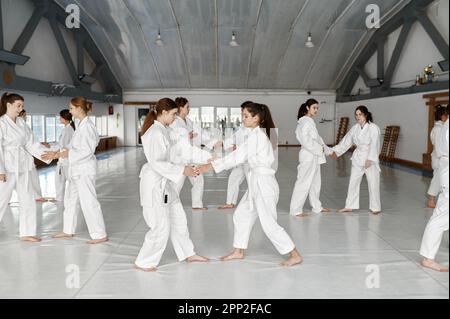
[
  {"left": 336, "top": 117, "right": 349, "bottom": 145},
  {"left": 380, "top": 126, "right": 400, "bottom": 162}
]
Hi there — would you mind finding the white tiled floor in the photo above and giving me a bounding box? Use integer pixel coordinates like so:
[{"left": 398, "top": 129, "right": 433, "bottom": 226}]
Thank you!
[{"left": 0, "top": 147, "right": 448, "bottom": 299}]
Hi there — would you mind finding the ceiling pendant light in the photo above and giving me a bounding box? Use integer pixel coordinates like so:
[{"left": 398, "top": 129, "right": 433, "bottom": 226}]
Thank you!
[
  {"left": 229, "top": 31, "right": 239, "bottom": 47},
  {"left": 305, "top": 32, "right": 315, "bottom": 48},
  {"left": 155, "top": 28, "right": 164, "bottom": 47}
]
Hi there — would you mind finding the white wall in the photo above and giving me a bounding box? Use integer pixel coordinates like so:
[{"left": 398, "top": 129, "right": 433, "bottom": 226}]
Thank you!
[
  {"left": 124, "top": 90, "right": 337, "bottom": 147},
  {"left": 336, "top": 90, "right": 448, "bottom": 164}
]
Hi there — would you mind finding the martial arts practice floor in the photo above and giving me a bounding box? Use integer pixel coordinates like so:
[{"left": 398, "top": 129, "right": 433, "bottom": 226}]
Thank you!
[{"left": 0, "top": 147, "right": 448, "bottom": 299}]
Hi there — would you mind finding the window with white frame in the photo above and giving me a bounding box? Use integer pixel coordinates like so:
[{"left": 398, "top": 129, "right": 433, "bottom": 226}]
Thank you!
[
  {"left": 45, "top": 116, "right": 56, "bottom": 143},
  {"left": 32, "top": 115, "right": 45, "bottom": 142},
  {"left": 187, "top": 106, "right": 242, "bottom": 137}
]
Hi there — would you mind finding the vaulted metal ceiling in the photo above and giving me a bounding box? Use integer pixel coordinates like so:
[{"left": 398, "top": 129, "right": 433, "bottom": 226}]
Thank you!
[{"left": 54, "top": 0, "right": 410, "bottom": 91}]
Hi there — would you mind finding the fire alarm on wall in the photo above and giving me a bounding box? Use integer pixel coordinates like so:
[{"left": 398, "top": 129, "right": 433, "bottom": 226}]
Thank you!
[{"left": 108, "top": 105, "right": 114, "bottom": 115}]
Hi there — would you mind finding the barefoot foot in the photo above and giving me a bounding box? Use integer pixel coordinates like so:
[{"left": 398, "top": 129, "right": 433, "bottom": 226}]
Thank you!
[
  {"left": 218, "top": 204, "right": 236, "bottom": 210},
  {"left": 321, "top": 208, "right": 332, "bottom": 213},
  {"left": 371, "top": 211, "right": 382, "bottom": 215},
  {"left": 295, "top": 213, "right": 309, "bottom": 218},
  {"left": 134, "top": 264, "right": 157, "bottom": 272},
  {"left": 281, "top": 250, "right": 303, "bottom": 267},
  {"left": 192, "top": 207, "right": 208, "bottom": 211},
  {"left": 220, "top": 249, "right": 245, "bottom": 261},
  {"left": 421, "top": 258, "right": 449, "bottom": 272},
  {"left": 87, "top": 237, "right": 109, "bottom": 245},
  {"left": 20, "top": 236, "right": 41, "bottom": 243},
  {"left": 53, "top": 232, "right": 74, "bottom": 239},
  {"left": 339, "top": 208, "right": 353, "bottom": 213},
  {"left": 186, "top": 254, "right": 210, "bottom": 263}
]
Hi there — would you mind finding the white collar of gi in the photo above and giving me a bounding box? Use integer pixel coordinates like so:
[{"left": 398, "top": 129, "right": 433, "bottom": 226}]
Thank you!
[
  {"left": 359, "top": 122, "right": 369, "bottom": 130},
  {"left": 154, "top": 120, "right": 166, "bottom": 128},
  {"left": 78, "top": 116, "right": 90, "bottom": 128},
  {"left": 4, "top": 114, "right": 19, "bottom": 126},
  {"left": 3, "top": 115, "right": 26, "bottom": 138},
  {"left": 298, "top": 116, "right": 314, "bottom": 123}
]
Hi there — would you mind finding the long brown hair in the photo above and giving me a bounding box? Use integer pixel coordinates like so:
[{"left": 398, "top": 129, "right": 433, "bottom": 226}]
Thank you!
[
  {"left": 60, "top": 109, "right": 76, "bottom": 130},
  {"left": 244, "top": 103, "right": 277, "bottom": 141},
  {"left": 71, "top": 97, "right": 93, "bottom": 114},
  {"left": 1, "top": 92, "right": 24, "bottom": 117},
  {"left": 175, "top": 97, "right": 188, "bottom": 112},
  {"left": 141, "top": 98, "right": 178, "bottom": 135},
  {"left": 298, "top": 98, "right": 319, "bottom": 119},
  {"left": 355, "top": 105, "right": 373, "bottom": 123}
]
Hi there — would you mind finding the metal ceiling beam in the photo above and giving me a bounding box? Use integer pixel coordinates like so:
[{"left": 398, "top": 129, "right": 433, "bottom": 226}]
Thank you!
[
  {"left": 381, "top": 17, "right": 414, "bottom": 89},
  {"left": 1, "top": 0, "right": 122, "bottom": 103},
  {"left": 76, "top": 33, "right": 85, "bottom": 76},
  {"left": 11, "top": 5, "right": 46, "bottom": 55},
  {"left": 377, "top": 38, "right": 385, "bottom": 80},
  {"left": 336, "top": 0, "right": 448, "bottom": 102},
  {"left": 48, "top": 0, "right": 122, "bottom": 96},
  {"left": 415, "top": 10, "right": 449, "bottom": 60},
  {"left": 48, "top": 9, "right": 81, "bottom": 86}
]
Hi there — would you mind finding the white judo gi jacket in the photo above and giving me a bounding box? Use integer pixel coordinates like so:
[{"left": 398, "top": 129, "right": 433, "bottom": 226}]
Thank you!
[
  {"left": 431, "top": 121, "right": 445, "bottom": 170},
  {"left": 67, "top": 117, "right": 99, "bottom": 178},
  {"left": 212, "top": 126, "right": 277, "bottom": 209},
  {"left": 333, "top": 122, "right": 381, "bottom": 170},
  {"left": 436, "top": 120, "right": 449, "bottom": 189},
  {"left": 297, "top": 116, "right": 329, "bottom": 164},
  {"left": 56, "top": 124, "right": 75, "bottom": 167},
  {"left": 0, "top": 115, "right": 51, "bottom": 186},
  {"left": 171, "top": 116, "right": 218, "bottom": 150},
  {"left": 223, "top": 126, "right": 249, "bottom": 150},
  {"left": 140, "top": 121, "right": 185, "bottom": 208}
]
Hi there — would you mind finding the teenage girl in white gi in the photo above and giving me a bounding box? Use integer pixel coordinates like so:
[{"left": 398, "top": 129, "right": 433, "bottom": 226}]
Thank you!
[
  {"left": 219, "top": 101, "right": 252, "bottom": 210},
  {"left": 330, "top": 106, "right": 382, "bottom": 215},
  {"left": 290, "top": 99, "right": 331, "bottom": 217},
  {"left": 420, "top": 118, "right": 449, "bottom": 272},
  {"left": 199, "top": 103, "right": 302, "bottom": 267},
  {"left": 42, "top": 97, "right": 108, "bottom": 244},
  {"left": 0, "top": 92, "right": 51, "bottom": 242},
  {"left": 170, "top": 97, "right": 219, "bottom": 210},
  {"left": 135, "top": 98, "right": 209, "bottom": 272},
  {"left": 427, "top": 105, "right": 448, "bottom": 208}
]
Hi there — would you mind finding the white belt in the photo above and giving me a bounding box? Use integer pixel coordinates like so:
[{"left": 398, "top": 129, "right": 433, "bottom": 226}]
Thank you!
[{"left": 247, "top": 166, "right": 275, "bottom": 210}]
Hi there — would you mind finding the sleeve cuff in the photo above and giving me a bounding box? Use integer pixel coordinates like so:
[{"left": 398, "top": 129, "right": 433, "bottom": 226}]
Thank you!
[{"left": 211, "top": 159, "right": 226, "bottom": 174}]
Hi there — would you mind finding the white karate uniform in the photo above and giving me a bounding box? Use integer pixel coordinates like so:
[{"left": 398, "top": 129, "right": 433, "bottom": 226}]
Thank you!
[
  {"left": 170, "top": 116, "right": 213, "bottom": 208},
  {"left": 30, "top": 165, "right": 42, "bottom": 199},
  {"left": 212, "top": 127, "right": 296, "bottom": 255},
  {"left": 332, "top": 122, "right": 382, "bottom": 212},
  {"left": 420, "top": 119, "right": 449, "bottom": 259},
  {"left": 54, "top": 125, "right": 75, "bottom": 202},
  {"left": 0, "top": 115, "right": 51, "bottom": 237},
  {"left": 22, "top": 122, "right": 42, "bottom": 199},
  {"left": 427, "top": 121, "right": 444, "bottom": 197},
  {"left": 62, "top": 117, "right": 106, "bottom": 239},
  {"left": 135, "top": 120, "right": 197, "bottom": 268},
  {"left": 290, "top": 116, "right": 331, "bottom": 215},
  {"left": 223, "top": 126, "right": 249, "bottom": 205}
]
